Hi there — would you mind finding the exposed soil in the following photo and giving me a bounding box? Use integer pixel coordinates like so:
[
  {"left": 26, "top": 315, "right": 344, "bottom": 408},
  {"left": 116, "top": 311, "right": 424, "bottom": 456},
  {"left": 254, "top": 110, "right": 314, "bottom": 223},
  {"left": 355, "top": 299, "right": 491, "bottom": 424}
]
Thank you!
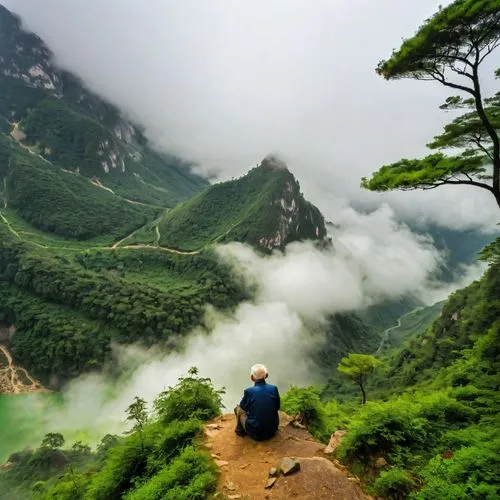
[
  {"left": 0, "top": 344, "right": 47, "bottom": 394},
  {"left": 204, "top": 412, "right": 371, "bottom": 500}
]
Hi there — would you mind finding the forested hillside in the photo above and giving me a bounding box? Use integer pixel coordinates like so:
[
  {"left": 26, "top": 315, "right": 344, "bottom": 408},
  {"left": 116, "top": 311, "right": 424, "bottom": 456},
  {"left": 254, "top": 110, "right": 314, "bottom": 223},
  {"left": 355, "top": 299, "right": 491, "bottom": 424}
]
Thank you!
[
  {"left": 157, "top": 155, "right": 328, "bottom": 251},
  {"left": 0, "top": 4, "right": 207, "bottom": 217}
]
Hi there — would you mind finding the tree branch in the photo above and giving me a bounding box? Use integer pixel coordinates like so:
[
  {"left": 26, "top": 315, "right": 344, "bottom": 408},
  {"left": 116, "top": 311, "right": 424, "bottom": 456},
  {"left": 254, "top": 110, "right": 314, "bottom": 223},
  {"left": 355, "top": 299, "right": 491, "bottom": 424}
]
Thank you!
[
  {"left": 471, "top": 136, "right": 494, "bottom": 161},
  {"left": 410, "top": 175, "right": 493, "bottom": 192},
  {"left": 425, "top": 67, "right": 476, "bottom": 96}
]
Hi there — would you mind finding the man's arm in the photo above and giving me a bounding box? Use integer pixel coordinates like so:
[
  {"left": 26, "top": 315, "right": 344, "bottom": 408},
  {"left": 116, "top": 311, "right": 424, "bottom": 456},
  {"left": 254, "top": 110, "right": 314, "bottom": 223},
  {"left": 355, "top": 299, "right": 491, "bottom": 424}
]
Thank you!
[
  {"left": 275, "top": 387, "right": 280, "bottom": 411},
  {"left": 239, "top": 389, "right": 250, "bottom": 411}
]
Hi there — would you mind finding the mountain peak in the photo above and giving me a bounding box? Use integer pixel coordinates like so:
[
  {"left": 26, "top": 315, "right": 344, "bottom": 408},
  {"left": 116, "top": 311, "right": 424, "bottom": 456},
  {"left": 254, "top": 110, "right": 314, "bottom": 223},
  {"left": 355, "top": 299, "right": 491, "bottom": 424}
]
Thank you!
[
  {"left": 259, "top": 154, "right": 290, "bottom": 172},
  {"left": 156, "top": 162, "right": 328, "bottom": 252}
]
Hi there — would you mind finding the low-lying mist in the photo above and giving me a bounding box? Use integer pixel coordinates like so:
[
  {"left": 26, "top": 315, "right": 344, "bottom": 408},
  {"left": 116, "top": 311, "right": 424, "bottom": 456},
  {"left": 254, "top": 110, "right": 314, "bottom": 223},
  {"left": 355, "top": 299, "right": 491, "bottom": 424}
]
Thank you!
[{"left": 2, "top": 204, "right": 486, "bottom": 455}]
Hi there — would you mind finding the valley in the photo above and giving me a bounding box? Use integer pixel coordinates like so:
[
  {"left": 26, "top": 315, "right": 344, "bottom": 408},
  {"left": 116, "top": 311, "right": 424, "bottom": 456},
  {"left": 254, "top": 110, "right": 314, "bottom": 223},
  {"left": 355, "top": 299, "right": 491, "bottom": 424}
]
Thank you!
[{"left": 0, "top": 1, "right": 499, "bottom": 499}]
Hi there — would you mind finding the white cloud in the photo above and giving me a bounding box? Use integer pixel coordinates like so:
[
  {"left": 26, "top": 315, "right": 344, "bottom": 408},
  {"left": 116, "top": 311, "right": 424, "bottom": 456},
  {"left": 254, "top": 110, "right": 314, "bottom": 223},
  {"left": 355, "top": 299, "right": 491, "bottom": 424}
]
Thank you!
[
  {"left": 3, "top": 0, "right": 499, "bottom": 229},
  {"left": 6, "top": 203, "right": 468, "bottom": 449}
]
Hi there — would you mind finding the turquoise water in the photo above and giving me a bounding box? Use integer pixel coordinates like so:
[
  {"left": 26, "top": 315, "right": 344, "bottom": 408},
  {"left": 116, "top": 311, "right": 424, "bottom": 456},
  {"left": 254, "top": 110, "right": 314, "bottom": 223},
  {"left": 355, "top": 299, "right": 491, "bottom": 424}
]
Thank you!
[{"left": 0, "top": 393, "right": 62, "bottom": 462}]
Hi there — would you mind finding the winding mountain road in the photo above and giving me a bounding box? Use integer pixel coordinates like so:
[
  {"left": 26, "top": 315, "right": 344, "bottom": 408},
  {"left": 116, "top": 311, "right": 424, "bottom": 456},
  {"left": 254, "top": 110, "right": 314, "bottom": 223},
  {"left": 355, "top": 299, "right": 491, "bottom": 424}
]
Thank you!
[
  {"left": 375, "top": 307, "right": 423, "bottom": 354},
  {"left": 0, "top": 210, "right": 199, "bottom": 255}
]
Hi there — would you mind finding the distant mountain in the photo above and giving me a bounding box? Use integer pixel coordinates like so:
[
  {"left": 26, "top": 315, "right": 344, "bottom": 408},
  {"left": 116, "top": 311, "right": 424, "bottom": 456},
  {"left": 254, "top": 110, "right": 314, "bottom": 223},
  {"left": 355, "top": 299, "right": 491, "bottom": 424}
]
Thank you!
[
  {"left": 157, "top": 155, "right": 328, "bottom": 251},
  {"left": 0, "top": 4, "right": 207, "bottom": 236}
]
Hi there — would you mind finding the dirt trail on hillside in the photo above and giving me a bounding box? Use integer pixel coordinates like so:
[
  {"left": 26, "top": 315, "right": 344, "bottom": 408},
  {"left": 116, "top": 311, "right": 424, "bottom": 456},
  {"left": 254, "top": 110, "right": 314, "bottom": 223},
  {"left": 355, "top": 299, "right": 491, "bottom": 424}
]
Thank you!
[
  {"left": 0, "top": 344, "right": 46, "bottom": 394},
  {"left": 204, "top": 412, "right": 370, "bottom": 500}
]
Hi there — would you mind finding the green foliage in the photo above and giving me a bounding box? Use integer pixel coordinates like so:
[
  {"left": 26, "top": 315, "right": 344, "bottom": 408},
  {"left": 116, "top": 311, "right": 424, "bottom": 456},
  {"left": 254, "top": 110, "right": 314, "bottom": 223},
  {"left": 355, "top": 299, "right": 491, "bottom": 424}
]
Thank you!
[
  {"left": 5, "top": 148, "right": 157, "bottom": 240},
  {"left": 41, "top": 433, "right": 65, "bottom": 449},
  {"left": 154, "top": 367, "right": 224, "bottom": 424},
  {"left": 0, "top": 3, "right": 208, "bottom": 222},
  {"left": 337, "top": 353, "right": 382, "bottom": 403},
  {"left": 281, "top": 386, "right": 330, "bottom": 440},
  {"left": 338, "top": 391, "right": 475, "bottom": 466},
  {"left": 157, "top": 157, "right": 327, "bottom": 251},
  {"left": 0, "top": 369, "right": 219, "bottom": 500},
  {"left": 84, "top": 429, "right": 156, "bottom": 500},
  {"left": 413, "top": 435, "right": 500, "bottom": 499},
  {"left": 374, "top": 467, "right": 416, "bottom": 500},
  {"left": 376, "top": 0, "right": 500, "bottom": 80},
  {"left": 124, "top": 447, "right": 217, "bottom": 500},
  {"left": 361, "top": 153, "right": 485, "bottom": 191},
  {"left": 367, "top": 0, "right": 500, "bottom": 206},
  {"left": 0, "top": 240, "right": 247, "bottom": 381},
  {"left": 126, "top": 397, "right": 149, "bottom": 434}
]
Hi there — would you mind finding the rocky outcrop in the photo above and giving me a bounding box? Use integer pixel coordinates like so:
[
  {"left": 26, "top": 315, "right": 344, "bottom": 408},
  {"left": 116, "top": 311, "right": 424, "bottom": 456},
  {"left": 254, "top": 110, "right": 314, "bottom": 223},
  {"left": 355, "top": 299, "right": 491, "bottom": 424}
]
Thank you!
[{"left": 204, "top": 412, "right": 370, "bottom": 499}]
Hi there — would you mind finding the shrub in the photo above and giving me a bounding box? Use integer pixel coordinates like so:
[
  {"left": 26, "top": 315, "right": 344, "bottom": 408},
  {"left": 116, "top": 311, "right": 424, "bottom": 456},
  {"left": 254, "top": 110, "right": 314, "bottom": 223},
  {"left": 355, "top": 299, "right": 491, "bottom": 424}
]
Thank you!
[
  {"left": 156, "top": 419, "right": 203, "bottom": 462},
  {"left": 374, "top": 467, "right": 416, "bottom": 500},
  {"left": 281, "top": 386, "right": 329, "bottom": 438},
  {"left": 84, "top": 429, "right": 156, "bottom": 500},
  {"left": 413, "top": 439, "right": 500, "bottom": 500},
  {"left": 338, "top": 399, "right": 427, "bottom": 465},
  {"left": 124, "top": 447, "right": 217, "bottom": 500},
  {"left": 153, "top": 367, "right": 224, "bottom": 424}
]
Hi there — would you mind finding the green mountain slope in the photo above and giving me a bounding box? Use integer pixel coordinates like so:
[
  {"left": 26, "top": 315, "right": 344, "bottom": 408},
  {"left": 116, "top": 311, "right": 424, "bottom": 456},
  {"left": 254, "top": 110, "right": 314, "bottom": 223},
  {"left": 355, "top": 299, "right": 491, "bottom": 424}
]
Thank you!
[
  {"left": 1, "top": 136, "right": 157, "bottom": 240},
  {"left": 157, "top": 155, "right": 328, "bottom": 251},
  {"left": 0, "top": 4, "right": 207, "bottom": 213}
]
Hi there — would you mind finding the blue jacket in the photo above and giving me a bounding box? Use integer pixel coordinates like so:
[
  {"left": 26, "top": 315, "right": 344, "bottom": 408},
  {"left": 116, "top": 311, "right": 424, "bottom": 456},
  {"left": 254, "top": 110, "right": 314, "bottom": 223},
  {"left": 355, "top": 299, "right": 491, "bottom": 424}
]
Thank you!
[{"left": 239, "top": 379, "right": 280, "bottom": 440}]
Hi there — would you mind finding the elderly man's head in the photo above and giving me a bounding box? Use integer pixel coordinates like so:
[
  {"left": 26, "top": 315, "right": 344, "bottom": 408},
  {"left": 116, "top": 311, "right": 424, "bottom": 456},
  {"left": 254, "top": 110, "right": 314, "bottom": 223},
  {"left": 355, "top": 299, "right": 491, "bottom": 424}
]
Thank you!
[{"left": 250, "top": 363, "right": 268, "bottom": 381}]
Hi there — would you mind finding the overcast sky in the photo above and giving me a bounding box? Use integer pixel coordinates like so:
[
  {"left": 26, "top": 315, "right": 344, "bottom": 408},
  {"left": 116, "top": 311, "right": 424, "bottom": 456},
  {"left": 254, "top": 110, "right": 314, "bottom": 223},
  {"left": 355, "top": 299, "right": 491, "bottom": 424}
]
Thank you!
[{"left": 3, "top": 0, "right": 499, "bottom": 230}]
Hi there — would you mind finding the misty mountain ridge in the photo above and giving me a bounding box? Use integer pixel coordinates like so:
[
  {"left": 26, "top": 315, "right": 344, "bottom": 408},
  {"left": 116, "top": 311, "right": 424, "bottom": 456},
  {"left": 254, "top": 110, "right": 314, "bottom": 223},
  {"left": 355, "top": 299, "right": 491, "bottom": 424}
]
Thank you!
[{"left": 0, "top": 4, "right": 207, "bottom": 208}]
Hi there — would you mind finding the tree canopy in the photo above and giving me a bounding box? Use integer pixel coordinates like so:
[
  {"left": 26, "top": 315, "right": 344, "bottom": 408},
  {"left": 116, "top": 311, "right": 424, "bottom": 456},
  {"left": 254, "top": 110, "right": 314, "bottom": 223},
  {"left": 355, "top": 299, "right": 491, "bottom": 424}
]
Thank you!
[
  {"left": 337, "top": 353, "right": 382, "bottom": 404},
  {"left": 364, "top": 0, "right": 500, "bottom": 208}
]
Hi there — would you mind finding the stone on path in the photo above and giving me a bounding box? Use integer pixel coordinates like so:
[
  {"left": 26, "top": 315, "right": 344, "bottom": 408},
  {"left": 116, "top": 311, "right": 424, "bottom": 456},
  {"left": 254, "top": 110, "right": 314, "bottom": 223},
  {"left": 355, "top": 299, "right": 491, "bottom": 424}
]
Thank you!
[
  {"left": 265, "top": 477, "right": 277, "bottom": 489},
  {"left": 279, "top": 457, "right": 300, "bottom": 476}
]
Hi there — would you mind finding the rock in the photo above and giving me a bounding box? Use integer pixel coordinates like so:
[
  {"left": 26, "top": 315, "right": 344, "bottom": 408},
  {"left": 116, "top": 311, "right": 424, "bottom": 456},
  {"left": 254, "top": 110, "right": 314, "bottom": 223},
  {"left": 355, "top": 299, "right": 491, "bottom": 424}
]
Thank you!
[
  {"left": 228, "top": 496, "right": 242, "bottom": 500},
  {"left": 225, "top": 480, "right": 236, "bottom": 491},
  {"left": 206, "top": 423, "right": 222, "bottom": 431},
  {"left": 211, "top": 453, "right": 221, "bottom": 459},
  {"left": 291, "top": 420, "right": 306, "bottom": 429},
  {"left": 279, "top": 457, "right": 300, "bottom": 476},
  {"left": 239, "top": 463, "right": 250, "bottom": 470},
  {"left": 215, "top": 459, "right": 229, "bottom": 467},
  {"left": 265, "top": 477, "right": 277, "bottom": 489},
  {"left": 375, "top": 457, "right": 388, "bottom": 468},
  {"left": 269, "top": 467, "right": 279, "bottom": 477},
  {"left": 324, "top": 430, "right": 347, "bottom": 454}
]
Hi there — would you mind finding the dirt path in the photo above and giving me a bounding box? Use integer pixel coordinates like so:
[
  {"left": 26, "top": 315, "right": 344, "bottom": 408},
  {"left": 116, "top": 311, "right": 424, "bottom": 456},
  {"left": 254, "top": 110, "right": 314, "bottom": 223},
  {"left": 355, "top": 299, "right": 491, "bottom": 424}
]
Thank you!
[
  {"left": 0, "top": 210, "right": 198, "bottom": 255},
  {"left": 122, "top": 243, "right": 199, "bottom": 255},
  {"left": 204, "top": 413, "right": 369, "bottom": 500},
  {"left": 0, "top": 344, "right": 46, "bottom": 394},
  {"left": 10, "top": 122, "right": 52, "bottom": 165}
]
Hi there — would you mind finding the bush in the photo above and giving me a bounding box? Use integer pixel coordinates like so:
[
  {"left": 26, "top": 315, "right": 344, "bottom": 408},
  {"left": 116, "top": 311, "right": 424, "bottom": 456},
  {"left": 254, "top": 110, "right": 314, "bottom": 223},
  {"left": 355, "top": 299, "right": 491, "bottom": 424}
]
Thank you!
[
  {"left": 153, "top": 367, "right": 224, "bottom": 424},
  {"left": 338, "top": 391, "right": 476, "bottom": 466},
  {"left": 156, "top": 419, "right": 203, "bottom": 462},
  {"left": 84, "top": 429, "right": 156, "bottom": 500},
  {"left": 374, "top": 467, "right": 416, "bottom": 500},
  {"left": 338, "top": 399, "right": 427, "bottom": 465},
  {"left": 124, "top": 447, "right": 217, "bottom": 500},
  {"left": 413, "top": 439, "right": 500, "bottom": 500},
  {"left": 281, "top": 386, "right": 330, "bottom": 439}
]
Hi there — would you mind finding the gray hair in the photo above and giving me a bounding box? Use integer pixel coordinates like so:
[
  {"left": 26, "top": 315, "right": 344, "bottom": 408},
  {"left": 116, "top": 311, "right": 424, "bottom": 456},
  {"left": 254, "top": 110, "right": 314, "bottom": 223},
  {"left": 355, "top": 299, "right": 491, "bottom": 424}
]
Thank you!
[{"left": 250, "top": 363, "right": 268, "bottom": 380}]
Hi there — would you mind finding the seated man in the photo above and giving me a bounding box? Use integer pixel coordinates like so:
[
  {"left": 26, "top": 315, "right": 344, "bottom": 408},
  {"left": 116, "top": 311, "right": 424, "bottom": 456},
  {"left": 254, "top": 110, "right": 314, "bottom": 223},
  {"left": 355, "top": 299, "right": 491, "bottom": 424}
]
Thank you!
[{"left": 234, "top": 363, "right": 280, "bottom": 441}]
